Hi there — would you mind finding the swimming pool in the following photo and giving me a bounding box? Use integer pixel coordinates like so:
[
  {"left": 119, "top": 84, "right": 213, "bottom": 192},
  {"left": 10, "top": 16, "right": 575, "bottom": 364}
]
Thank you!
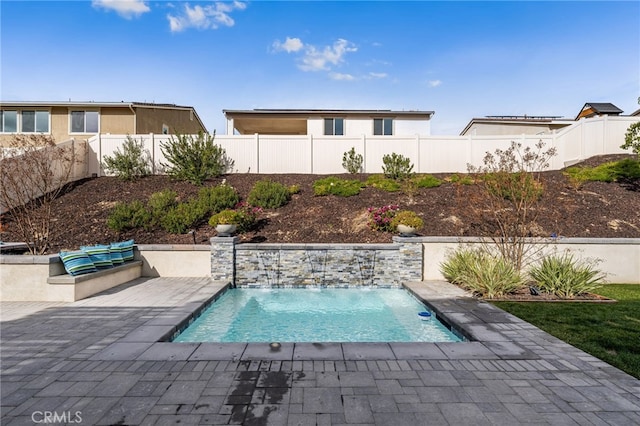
[{"left": 173, "top": 288, "right": 463, "bottom": 343}]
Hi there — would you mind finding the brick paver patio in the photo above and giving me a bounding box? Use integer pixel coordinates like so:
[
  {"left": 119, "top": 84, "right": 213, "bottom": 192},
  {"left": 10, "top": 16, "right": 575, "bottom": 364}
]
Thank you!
[{"left": 1, "top": 277, "right": 639, "bottom": 425}]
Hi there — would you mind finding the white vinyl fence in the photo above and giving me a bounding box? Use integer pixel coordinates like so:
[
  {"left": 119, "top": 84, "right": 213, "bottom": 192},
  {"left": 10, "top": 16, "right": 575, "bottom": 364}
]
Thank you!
[{"left": 87, "top": 115, "right": 639, "bottom": 176}]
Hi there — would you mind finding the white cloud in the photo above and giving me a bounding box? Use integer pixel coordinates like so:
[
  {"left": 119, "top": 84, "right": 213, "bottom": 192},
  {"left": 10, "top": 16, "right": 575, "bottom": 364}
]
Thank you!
[
  {"left": 92, "top": 0, "right": 150, "bottom": 19},
  {"left": 428, "top": 80, "right": 442, "bottom": 87},
  {"left": 272, "top": 37, "right": 304, "bottom": 53},
  {"left": 167, "top": 1, "right": 246, "bottom": 32},
  {"left": 368, "top": 72, "right": 388, "bottom": 79},
  {"left": 329, "top": 72, "right": 355, "bottom": 81},
  {"left": 298, "top": 39, "right": 357, "bottom": 72}
]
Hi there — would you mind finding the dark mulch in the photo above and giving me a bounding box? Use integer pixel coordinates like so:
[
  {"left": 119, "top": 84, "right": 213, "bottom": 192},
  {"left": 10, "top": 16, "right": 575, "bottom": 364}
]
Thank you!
[{"left": 2, "top": 154, "right": 639, "bottom": 256}]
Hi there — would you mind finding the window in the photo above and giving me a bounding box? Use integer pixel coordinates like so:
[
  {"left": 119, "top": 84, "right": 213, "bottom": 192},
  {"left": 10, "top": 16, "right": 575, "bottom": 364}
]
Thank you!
[
  {"left": 162, "top": 124, "right": 169, "bottom": 135},
  {"left": 0, "top": 110, "right": 49, "bottom": 133},
  {"left": 373, "top": 118, "right": 393, "bottom": 136},
  {"left": 70, "top": 111, "right": 99, "bottom": 133},
  {"left": 324, "top": 118, "right": 344, "bottom": 135},
  {"left": 0, "top": 110, "right": 17, "bottom": 133}
]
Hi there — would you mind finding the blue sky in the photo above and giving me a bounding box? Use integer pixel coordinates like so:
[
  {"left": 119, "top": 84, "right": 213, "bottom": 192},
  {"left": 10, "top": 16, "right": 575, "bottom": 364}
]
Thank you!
[{"left": 1, "top": 1, "right": 638, "bottom": 135}]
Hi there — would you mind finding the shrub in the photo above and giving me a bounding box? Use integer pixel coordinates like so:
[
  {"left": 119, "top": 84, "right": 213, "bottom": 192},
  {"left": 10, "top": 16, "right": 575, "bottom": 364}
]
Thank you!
[
  {"left": 247, "top": 179, "right": 291, "bottom": 208},
  {"left": 160, "top": 131, "right": 234, "bottom": 185},
  {"left": 564, "top": 159, "right": 640, "bottom": 188},
  {"left": 382, "top": 153, "right": 414, "bottom": 180},
  {"left": 196, "top": 184, "right": 240, "bottom": 214},
  {"left": 390, "top": 210, "right": 424, "bottom": 229},
  {"left": 148, "top": 189, "right": 178, "bottom": 226},
  {"left": 621, "top": 120, "right": 640, "bottom": 158},
  {"left": 102, "top": 135, "right": 151, "bottom": 181},
  {"left": 209, "top": 204, "right": 261, "bottom": 233},
  {"left": 528, "top": 253, "right": 606, "bottom": 298},
  {"left": 288, "top": 184, "right": 301, "bottom": 195},
  {"left": 313, "top": 176, "right": 364, "bottom": 197},
  {"left": 342, "top": 147, "right": 364, "bottom": 174},
  {"left": 367, "top": 205, "right": 399, "bottom": 232},
  {"left": 107, "top": 201, "right": 151, "bottom": 232},
  {"left": 366, "top": 174, "right": 401, "bottom": 192},
  {"left": 440, "top": 248, "right": 523, "bottom": 299},
  {"left": 447, "top": 174, "right": 474, "bottom": 185},
  {"left": 161, "top": 200, "right": 207, "bottom": 234},
  {"left": 413, "top": 174, "right": 442, "bottom": 188}
]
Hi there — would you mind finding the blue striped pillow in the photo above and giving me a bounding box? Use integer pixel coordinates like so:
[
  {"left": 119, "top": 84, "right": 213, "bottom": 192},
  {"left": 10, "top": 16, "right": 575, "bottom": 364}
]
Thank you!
[
  {"left": 109, "top": 245, "right": 124, "bottom": 265},
  {"left": 111, "top": 239, "right": 135, "bottom": 262},
  {"left": 59, "top": 251, "right": 98, "bottom": 276},
  {"left": 80, "top": 245, "right": 114, "bottom": 270}
]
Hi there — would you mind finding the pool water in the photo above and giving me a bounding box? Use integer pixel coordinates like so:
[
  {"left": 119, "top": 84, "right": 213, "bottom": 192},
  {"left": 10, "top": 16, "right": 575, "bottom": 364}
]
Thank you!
[{"left": 173, "top": 288, "right": 462, "bottom": 343}]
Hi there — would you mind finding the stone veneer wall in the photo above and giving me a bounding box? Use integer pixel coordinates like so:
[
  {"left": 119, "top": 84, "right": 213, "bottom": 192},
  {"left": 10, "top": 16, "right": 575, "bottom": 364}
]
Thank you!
[{"left": 210, "top": 237, "right": 423, "bottom": 287}]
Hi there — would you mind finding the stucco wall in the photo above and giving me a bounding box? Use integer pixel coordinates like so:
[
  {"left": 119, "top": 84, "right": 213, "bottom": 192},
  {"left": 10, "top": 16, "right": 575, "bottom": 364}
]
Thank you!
[
  {"left": 135, "top": 107, "right": 205, "bottom": 134},
  {"left": 135, "top": 245, "right": 211, "bottom": 277}
]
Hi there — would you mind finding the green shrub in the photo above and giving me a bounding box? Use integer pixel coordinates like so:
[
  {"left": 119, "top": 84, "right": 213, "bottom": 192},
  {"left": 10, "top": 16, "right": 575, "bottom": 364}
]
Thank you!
[
  {"left": 342, "top": 147, "right": 364, "bottom": 174},
  {"left": 148, "top": 190, "right": 178, "bottom": 226},
  {"left": 247, "top": 179, "right": 291, "bottom": 208},
  {"left": 484, "top": 171, "right": 543, "bottom": 202},
  {"left": 102, "top": 135, "right": 151, "bottom": 181},
  {"left": 161, "top": 200, "right": 207, "bottom": 234},
  {"left": 366, "top": 174, "right": 401, "bottom": 192},
  {"left": 382, "top": 153, "right": 414, "bottom": 180},
  {"left": 447, "top": 174, "right": 474, "bottom": 185},
  {"left": 313, "top": 176, "right": 364, "bottom": 197},
  {"left": 107, "top": 200, "right": 151, "bottom": 232},
  {"left": 196, "top": 184, "right": 239, "bottom": 214},
  {"left": 621, "top": 120, "right": 640, "bottom": 158},
  {"left": 160, "top": 131, "right": 234, "bottom": 185},
  {"left": 209, "top": 209, "right": 244, "bottom": 226},
  {"left": 528, "top": 253, "right": 606, "bottom": 298},
  {"left": 209, "top": 204, "right": 260, "bottom": 233},
  {"left": 288, "top": 184, "right": 301, "bottom": 195},
  {"left": 413, "top": 174, "right": 442, "bottom": 188},
  {"left": 390, "top": 210, "right": 424, "bottom": 229},
  {"left": 564, "top": 159, "right": 640, "bottom": 188},
  {"left": 440, "top": 248, "right": 523, "bottom": 299}
]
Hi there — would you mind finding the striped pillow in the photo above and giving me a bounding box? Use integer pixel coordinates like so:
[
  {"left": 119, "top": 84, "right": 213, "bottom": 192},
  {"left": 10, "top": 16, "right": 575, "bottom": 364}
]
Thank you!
[
  {"left": 109, "top": 245, "right": 124, "bottom": 265},
  {"left": 111, "top": 239, "right": 135, "bottom": 262},
  {"left": 59, "top": 251, "right": 98, "bottom": 276},
  {"left": 80, "top": 244, "right": 114, "bottom": 270}
]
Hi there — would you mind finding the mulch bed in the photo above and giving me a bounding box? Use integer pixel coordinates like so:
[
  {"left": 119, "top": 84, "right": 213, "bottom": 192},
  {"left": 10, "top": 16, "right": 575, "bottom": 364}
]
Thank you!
[
  {"left": 485, "top": 286, "right": 616, "bottom": 303},
  {"left": 1, "top": 154, "right": 638, "bottom": 256}
]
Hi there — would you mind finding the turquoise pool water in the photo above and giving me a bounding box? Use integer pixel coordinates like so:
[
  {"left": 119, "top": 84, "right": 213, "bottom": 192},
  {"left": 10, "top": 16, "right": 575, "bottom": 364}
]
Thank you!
[{"left": 173, "top": 288, "right": 462, "bottom": 343}]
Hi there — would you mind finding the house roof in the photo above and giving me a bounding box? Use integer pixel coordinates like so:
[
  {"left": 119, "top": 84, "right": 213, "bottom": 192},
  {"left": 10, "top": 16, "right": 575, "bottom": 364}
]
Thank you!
[
  {"left": 630, "top": 108, "right": 640, "bottom": 117},
  {"left": 223, "top": 109, "right": 434, "bottom": 118},
  {"left": 0, "top": 101, "right": 207, "bottom": 132},
  {"left": 459, "top": 116, "right": 572, "bottom": 135},
  {"left": 576, "top": 102, "right": 623, "bottom": 119}
]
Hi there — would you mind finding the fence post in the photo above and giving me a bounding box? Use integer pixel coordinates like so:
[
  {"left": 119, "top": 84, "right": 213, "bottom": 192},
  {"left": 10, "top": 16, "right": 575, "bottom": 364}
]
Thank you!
[
  {"left": 151, "top": 133, "right": 156, "bottom": 175},
  {"left": 98, "top": 133, "right": 102, "bottom": 177},
  {"left": 309, "top": 134, "right": 314, "bottom": 174},
  {"left": 255, "top": 133, "right": 260, "bottom": 174}
]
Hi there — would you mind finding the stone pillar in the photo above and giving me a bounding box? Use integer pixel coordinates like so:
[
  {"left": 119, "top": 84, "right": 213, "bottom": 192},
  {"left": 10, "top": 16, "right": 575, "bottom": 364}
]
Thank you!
[
  {"left": 393, "top": 236, "right": 424, "bottom": 282},
  {"left": 210, "top": 236, "right": 238, "bottom": 284}
]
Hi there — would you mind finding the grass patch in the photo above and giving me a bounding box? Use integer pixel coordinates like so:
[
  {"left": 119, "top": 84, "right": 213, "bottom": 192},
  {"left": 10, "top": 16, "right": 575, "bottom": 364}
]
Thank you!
[
  {"left": 564, "top": 158, "right": 640, "bottom": 188},
  {"left": 492, "top": 284, "right": 640, "bottom": 379}
]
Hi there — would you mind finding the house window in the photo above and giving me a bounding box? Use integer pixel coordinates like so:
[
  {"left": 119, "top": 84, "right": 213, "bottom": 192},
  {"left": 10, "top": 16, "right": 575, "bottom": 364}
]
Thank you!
[
  {"left": 162, "top": 124, "right": 169, "bottom": 135},
  {"left": 324, "top": 118, "right": 344, "bottom": 135},
  {"left": 0, "top": 110, "right": 18, "bottom": 133},
  {"left": 70, "top": 111, "right": 99, "bottom": 133},
  {"left": 0, "top": 110, "right": 49, "bottom": 133},
  {"left": 373, "top": 118, "right": 393, "bottom": 135},
  {"left": 21, "top": 111, "right": 50, "bottom": 133}
]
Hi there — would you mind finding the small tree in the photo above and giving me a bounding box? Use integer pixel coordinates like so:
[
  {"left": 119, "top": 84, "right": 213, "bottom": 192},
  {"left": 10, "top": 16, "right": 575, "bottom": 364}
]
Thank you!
[
  {"left": 342, "top": 147, "right": 363, "bottom": 174},
  {"left": 0, "top": 134, "right": 76, "bottom": 254},
  {"left": 382, "top": 153, "right": 414, "bottom": 180},
  {"left": 467, "top": 140, "right": 557, "bottom": 271},
  {"left": 160, "top": 131, "right": 234, "bottom": 185},
  {"left": 621, "top": 121, "right": 640, "bottom": 159},
  {"left": 102, "top": 135, "right": 151, "bottom": 180}
]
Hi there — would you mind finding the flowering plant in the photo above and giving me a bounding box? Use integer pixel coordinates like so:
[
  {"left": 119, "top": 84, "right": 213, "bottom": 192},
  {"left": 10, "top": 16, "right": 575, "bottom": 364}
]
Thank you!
[{"left": 367, "top": 204, "right": 399, "bottom": 232}]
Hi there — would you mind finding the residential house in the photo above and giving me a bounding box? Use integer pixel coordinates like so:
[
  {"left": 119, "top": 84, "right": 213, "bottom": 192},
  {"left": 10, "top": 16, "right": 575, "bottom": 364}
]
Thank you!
[
  {"left": 575, "top": 102, "right": 623, "bottom": 120},
  {"left": 223, "top": 109, "right": 434, "bottom": 136},
  {"left": 460, "top": 115, "right": 574, "bottom": 136},
  {"left": 0, "top": 101, "right": 207, "bottom": 146}
]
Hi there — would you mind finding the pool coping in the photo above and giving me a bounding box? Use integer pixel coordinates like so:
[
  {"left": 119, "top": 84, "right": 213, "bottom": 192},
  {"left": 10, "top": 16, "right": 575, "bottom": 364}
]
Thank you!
[{"left": 90, "top": 280, "right": 537, "bottom": 363}]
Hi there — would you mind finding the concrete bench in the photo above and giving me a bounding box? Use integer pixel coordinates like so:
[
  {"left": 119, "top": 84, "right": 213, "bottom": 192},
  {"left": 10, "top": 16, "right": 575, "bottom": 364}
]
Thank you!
[{"left": 47, "top": 260, "right": 143, "bottom": 301}]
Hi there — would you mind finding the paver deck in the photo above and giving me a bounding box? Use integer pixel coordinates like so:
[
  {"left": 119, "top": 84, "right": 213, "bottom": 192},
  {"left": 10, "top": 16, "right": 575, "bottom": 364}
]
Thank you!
[{"left": 1, "top": 277, "right": 639, "bottom": 425}]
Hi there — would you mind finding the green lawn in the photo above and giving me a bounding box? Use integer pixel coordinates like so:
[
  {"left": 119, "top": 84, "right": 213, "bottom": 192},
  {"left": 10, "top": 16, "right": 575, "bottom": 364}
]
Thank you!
[{"left": 492, "top": 284, "right": 640, "bottom": 379}]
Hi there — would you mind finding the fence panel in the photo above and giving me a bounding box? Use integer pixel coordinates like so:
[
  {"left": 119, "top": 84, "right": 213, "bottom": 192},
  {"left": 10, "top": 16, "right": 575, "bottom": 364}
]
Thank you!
[
  {"left": 257, "top": 136, "right": 311, "bottom": 174},
  {"left": 312, "top": 136, "right": 365, "bottom": 174}
]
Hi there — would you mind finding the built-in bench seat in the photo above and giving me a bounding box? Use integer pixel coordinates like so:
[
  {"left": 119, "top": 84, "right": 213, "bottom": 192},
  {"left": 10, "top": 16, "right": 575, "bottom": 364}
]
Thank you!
[{"left": 47, "top": 260, "right": 143, "bottom": 301}]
